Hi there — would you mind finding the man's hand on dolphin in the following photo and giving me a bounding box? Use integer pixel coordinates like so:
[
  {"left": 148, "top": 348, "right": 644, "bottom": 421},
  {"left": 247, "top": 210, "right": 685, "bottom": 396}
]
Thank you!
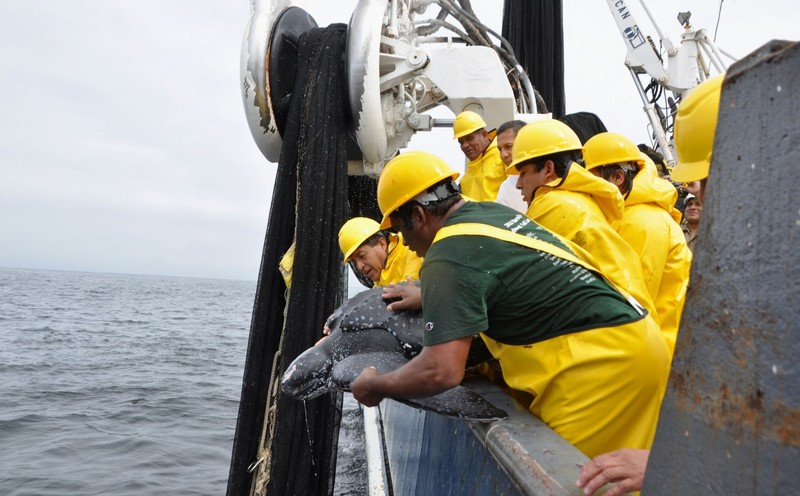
[
  {"left": 314, "top": 324, "right": 333, "bottom": 346},
  {"left": 351, "top": 366, "right": 382, "bottom": 407},
  {"left": 382, "top": 277, "right": 422, "bottom": 312},
  {"left": 284, "top": 287, "right": 507, "bottom": 420}
]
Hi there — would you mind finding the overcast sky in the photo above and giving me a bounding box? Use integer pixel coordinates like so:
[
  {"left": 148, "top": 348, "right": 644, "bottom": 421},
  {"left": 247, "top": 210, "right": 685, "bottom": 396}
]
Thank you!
[{"left": 1, "top": 1, "right": 796, "bottom": 281}]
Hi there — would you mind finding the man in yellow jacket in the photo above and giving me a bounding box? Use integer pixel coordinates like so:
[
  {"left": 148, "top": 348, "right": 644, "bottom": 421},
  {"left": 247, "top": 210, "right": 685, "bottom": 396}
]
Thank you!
[
  {"left": 350, "top": 151, "right": 669, "bottom": 459},
  {"left": 507, "top": 120, "right": 658, "bottom": 321},
  {"left": 338, "top": 217, "right": 422, "bottom": 288},
  {"left": 584, "top": 132, "right": 693, "bottom": 356},
  {"left": 576, "top": 73, "right": 726, "bottom": 496},
  {"left": 453, "top": 110, "right": 508, "bottom": 201}
]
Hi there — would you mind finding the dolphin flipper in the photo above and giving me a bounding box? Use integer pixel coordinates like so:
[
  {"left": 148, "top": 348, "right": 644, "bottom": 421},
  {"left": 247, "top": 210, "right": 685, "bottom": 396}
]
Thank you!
[
  {"left": 331, "top": 351, "right": 409, "bottom": 388},
  {"left": 331, "top": 352, "right": 507, "bottom": 421},
  {"left": 398, "top": 386, "right": 508, "bottom": 421}
]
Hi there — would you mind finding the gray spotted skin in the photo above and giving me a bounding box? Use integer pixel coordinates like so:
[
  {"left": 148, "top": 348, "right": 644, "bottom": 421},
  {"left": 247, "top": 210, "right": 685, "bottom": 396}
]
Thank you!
[
  {"left": 326, "top": 287, "right": 423, "bottom": 358},
  {"left": 281, "top": 287, "right": 507, "bottom": 421}
]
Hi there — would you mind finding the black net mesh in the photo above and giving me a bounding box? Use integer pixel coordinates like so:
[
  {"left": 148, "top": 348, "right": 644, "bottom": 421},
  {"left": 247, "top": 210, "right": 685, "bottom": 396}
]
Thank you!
[
  {"left": 227, "top": 24, "right": 352, "bottom": 496},
  {"left": 348, "top": 175, "right": 381, "bottom": 220},
  {"left": 502, "top": 0, "right": 565, "bottom": 117},
  {"left": 345, "top": 175, "right": 382, "bottom": 289}
]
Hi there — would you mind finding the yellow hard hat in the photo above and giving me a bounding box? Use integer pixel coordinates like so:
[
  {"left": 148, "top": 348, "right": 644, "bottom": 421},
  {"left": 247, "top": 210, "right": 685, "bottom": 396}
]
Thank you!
[
  {"left": 338, "top": 217, "right": 381, "bottom": 262},
  {"left": 671, "top": 74, "right": 724, "bottom": 182},
  {"left": 583, "top": 132, "right": 644, "bottom": 171},
  {"left": 377, "top": 151, "right": 460, "bottom": 229},
  {"left": 507, "top": 120, "right": 582, "bottom": 174},
  {"left": 453, "top": 111, "right": 487, "bottom": 139}
]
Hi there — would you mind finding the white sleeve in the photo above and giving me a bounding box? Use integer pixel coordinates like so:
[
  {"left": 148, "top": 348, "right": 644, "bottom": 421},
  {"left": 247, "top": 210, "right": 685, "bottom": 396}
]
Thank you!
[{"left": 494, "top": 176, "right": 528, "bottom": 213}]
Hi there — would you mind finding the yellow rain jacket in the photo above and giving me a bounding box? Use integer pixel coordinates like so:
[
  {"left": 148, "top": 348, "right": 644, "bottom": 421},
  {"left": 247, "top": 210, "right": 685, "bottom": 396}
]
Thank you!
[
  {"left": 429, "top": 212, "right": 669, "bottom": 458},
  {"left": 526, "top": 163, "right": 658, "bottom": 320},
  {"left": 460, "top": 136, "right": 508, "bottom": 202},
  {"left": 377, "top": 233, "right": 422, "bottom": 287},
  {"left": 614, "top": 171, "right": 692, "bottom": 356}
]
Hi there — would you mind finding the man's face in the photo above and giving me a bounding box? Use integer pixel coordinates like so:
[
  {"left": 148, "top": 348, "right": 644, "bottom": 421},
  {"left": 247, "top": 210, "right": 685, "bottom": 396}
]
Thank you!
[
  {"left": 458, "top": 129, "right": 490, "bottom": 161},
  {"left": 391, "top": 209, "right": 432, "bottom": 257},
  {"left": 497, "top": 129, "right": 517, "bottom": 166},
  {"left": 684, "top": 199, "right": 702, "bottom": 224},
  {"left": 350, "top": 239, "right": 388, "bottom": 283},
  {"left": 516, "top": 162, "right": 550, "bottom": 205}
]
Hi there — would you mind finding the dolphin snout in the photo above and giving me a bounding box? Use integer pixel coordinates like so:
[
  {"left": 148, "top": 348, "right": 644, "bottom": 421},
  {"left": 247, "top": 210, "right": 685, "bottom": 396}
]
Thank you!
[{"left": 281, "top": 347, "right": 334, "bottom": 400}]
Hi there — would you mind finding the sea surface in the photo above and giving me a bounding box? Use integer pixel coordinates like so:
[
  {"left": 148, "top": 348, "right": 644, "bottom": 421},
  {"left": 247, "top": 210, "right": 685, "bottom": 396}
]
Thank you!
[{"left": 0, "top": 268, "right": 255, "bottom": 495}]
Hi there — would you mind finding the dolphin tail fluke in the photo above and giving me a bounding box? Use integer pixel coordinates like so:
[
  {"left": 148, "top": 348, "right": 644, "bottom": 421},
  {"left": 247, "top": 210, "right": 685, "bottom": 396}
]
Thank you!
[{"left": 398, "top": 386, "right": 508, "bottom": 421}]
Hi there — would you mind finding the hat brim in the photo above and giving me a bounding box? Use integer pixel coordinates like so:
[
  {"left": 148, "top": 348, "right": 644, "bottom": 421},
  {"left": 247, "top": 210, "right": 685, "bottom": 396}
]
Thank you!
[{"left": 671, "top": 159, "right": 710, "bottom": 183}]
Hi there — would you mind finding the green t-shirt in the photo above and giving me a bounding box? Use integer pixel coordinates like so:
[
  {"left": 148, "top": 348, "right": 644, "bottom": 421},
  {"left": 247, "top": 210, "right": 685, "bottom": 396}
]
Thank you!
[{"left": 421, "top": 202, "right": 643, "bottom": 346}]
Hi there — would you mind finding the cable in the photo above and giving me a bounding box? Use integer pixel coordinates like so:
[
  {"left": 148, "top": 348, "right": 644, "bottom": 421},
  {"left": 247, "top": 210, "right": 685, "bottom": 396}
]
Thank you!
[{"left": 714, "top": 0, "right": 725, "bottom": 42}]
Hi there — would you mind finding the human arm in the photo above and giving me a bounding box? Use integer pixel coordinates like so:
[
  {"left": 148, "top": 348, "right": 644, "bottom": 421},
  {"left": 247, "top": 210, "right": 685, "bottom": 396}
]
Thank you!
[
  {"left": 575, "top": 448, "right": 649, "bottom": 496},
  {"left": 350, "top": 335, "right": 473, "bottom": 407},
  {"left": 382, "top": 277, "right": 422, "bottom": 312}
]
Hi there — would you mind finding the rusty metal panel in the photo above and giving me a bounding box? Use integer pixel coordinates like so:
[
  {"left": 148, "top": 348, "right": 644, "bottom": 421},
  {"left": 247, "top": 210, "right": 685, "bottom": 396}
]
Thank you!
[{"left": 644, "top": 40, "right": 800, "bottom": 493}]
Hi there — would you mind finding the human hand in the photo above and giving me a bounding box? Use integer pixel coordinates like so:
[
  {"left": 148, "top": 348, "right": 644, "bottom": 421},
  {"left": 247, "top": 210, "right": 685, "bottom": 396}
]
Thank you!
[
  {"left": 382, "top": 277, "right": 422, "bottom": 312},
  {"left": 350, "top": 366, "right": 382, "bottom": 407},
  {"left": 683, "top": 180, "right": 701, "bottom": 196},
  {"left": 575, "top": 448, "right": 649, "bottom": 496},
  {"left": 314, "top": 324, "right": 333, "bottom": 346}
]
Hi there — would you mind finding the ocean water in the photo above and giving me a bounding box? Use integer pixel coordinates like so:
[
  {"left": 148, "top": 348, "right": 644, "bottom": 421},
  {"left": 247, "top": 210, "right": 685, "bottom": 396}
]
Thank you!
[{"left": 0, "top": 268, "right": 254, "bottom": 495}]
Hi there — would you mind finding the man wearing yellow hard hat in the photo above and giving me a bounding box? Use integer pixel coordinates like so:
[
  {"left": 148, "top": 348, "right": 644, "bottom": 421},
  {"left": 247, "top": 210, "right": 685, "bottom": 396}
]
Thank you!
[
  {"left": 338, "top": 217, "right": 422, "bottom": 288},
  {"left": 670, "top": 74, "right": 725, "bottom": 203},
  {"left": 453, "top": 110, "right": 508, "bottom": 201},
  {"left": 350, "top": 150, "right": 669, "bottom": 459},
  {"left": 507, "top": 119, "right": 658, "bottom": 327},
  {"left": 576, "top": 73, "right": 725, "bottom": 495},
  {"left": 583, "top": 131, "right": 692, "bottom": 356}
]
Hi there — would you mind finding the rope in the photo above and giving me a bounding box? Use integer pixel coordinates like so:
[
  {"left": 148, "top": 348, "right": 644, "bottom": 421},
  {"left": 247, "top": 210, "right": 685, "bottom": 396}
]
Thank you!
[{"left": 249, "top": 282, "right": 292, "bottom": 496}]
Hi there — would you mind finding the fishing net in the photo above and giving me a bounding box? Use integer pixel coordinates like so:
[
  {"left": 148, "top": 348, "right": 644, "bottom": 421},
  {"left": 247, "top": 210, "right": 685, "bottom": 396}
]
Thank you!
[
  {"left": 227, "top": 24, "right": 359, "bottom": 496},
  {"left": 502, "top": 0, "right": 565, "bottom": 117}
]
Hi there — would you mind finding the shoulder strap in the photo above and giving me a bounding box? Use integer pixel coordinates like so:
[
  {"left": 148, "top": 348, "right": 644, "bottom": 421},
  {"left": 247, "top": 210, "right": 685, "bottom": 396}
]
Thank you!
[
  {"left": 433, "top": 222, "right": 600, "bottom": 273},
  {"left": 433, "top": 222, "right": 645, "bottom": 314}
]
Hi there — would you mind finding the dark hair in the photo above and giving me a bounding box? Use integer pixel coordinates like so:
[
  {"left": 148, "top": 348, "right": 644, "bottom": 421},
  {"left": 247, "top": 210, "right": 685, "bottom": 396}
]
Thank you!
[
  {"left": 637, "top": 144, "right": 670, "bottom": 177},
  {"left": 558, "top": 112, "right": 608, "bottom": 144},
  {"left": 362, "top": 232, "right": 387, "bottom": 248},
  {"left": 497, "top": 119, "right": 527, "bottom": 136},
  {"left": 594, "top": 164, "right": 637, "bottom": 196}
]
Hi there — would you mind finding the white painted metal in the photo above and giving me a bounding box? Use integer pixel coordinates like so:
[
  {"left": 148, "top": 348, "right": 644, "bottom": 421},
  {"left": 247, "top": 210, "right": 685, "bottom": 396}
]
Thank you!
[
  {"left": 605, "top": 0, "right": 737, "bottom": 165},
  {"left": 240, "top": 0, "right": 292, "bottom": 163},
  {"left": 362, "top": 404, "right": 389, "bottom": 496},
  {"left": 346, "top": 0, "right": 520, "bottom": 173}
]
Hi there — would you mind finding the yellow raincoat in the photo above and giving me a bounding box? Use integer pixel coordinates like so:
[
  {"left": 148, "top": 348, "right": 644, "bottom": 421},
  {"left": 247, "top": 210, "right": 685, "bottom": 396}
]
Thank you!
[
  {"left": 432, "top": 219, "right": 669, "bottom": 458},
  {"left": 482, "top": 318, "right": 667, "bottom": 458},
  {"left": 526, "top": 163, "right": 658, "bottom": 320},
  {"left": 376, "top": 233, "right": 422, "bottom": 287},
  {"left": 460, "top": 136, "right": 508, "bottom": 201},
  {"left": 614, "top": 170, "right": 692, "bottom": 356}
]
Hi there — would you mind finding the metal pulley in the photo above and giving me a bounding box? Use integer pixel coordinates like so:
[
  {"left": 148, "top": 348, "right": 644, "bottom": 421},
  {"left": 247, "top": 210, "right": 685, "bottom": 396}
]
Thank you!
[
  {"left": 241, "top": 0, "right": 543, "bottom": 175},
  {"left": 241, "top": 0, "right": 318, "bottom": 163}
]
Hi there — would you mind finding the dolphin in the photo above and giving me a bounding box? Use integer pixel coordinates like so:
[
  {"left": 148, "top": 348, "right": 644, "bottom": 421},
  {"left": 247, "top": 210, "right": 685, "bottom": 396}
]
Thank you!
[{"left": 281, "top": 286, "right": 507, "bottom": 421}]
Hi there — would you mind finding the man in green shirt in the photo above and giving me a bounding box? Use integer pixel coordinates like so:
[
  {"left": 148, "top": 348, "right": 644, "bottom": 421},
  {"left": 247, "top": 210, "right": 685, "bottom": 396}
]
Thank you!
[{"left": 351, "top": 151, "right": 670, "bottom": 458}]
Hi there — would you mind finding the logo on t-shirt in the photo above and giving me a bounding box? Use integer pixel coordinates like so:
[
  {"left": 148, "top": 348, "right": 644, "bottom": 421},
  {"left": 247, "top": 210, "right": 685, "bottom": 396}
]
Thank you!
[{"left": 424, "top": 322, "right": 434, "bottom": 332}]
